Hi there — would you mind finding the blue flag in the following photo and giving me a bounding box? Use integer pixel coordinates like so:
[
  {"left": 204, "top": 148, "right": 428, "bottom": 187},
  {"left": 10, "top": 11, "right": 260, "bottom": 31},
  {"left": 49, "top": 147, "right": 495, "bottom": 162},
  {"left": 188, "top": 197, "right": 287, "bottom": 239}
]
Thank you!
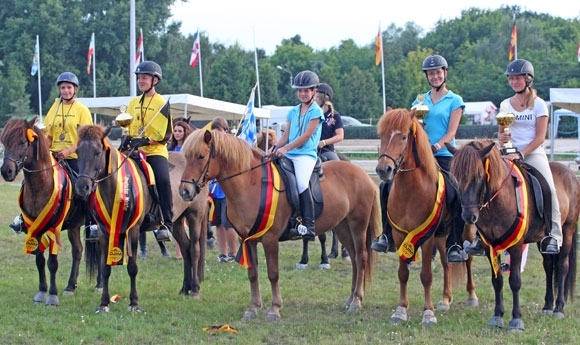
[
  {"left": 31, "top": 36, "right": 39, "bottom": 76},
  {"left": 238, "top": 86, "right": 257, "bottom": 147}
]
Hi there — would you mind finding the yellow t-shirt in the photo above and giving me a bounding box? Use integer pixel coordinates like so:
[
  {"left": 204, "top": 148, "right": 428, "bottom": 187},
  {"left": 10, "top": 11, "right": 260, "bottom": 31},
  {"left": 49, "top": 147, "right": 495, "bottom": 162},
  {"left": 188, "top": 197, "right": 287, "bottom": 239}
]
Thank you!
[
  {"left": 43, "top": 98, "right": 93, "bottom": 159},
  {"left": 126, "top": 93, "right": 172, "bottom": 158}
]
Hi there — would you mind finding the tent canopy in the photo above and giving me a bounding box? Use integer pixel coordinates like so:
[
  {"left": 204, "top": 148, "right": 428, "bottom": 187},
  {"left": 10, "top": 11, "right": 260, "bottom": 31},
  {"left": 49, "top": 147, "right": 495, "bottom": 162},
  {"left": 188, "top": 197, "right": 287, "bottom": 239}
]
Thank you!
[
  {"left": 77, "top": 93, "right": 270, "bottom": 121},
  {"left": 549, "top": 88, "right": 580, "bottom": 113}
]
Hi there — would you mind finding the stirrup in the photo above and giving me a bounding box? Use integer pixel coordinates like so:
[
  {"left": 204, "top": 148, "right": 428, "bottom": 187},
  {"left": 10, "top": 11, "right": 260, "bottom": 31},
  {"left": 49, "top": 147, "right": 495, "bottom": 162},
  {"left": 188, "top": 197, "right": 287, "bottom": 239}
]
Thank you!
[
  {"left": 539, "top": 236, "right": 559, "bottom": 255},
  {"left": 155, "top": 224, "right": 171, "bottom": 242},
  {"left": 446, "top": 244, "right": 467, "bottom": 263}
]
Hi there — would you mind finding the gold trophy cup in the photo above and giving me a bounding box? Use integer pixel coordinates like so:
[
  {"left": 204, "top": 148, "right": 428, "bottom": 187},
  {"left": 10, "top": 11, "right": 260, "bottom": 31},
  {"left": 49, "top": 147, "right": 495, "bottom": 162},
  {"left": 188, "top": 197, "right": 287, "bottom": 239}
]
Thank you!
[
  {"left": 495, "top": 109, "right": 518, "bottom": 156},
  {"left": 411, "top": 94, "right": 430, "bottom": 124},
  {"left": 115, "top": 105, "right": 133, "bottom": 128}
]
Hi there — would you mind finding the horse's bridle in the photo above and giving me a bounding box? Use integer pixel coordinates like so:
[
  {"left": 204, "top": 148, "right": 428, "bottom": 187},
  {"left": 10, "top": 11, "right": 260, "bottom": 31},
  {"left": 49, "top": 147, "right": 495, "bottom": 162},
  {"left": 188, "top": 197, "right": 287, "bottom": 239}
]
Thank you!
[
  {"left": 3, "top": 139, "right": 58, "bottom": 174},
  {"left": 377, "top": 129, "right": 419, "bottom": 175}
]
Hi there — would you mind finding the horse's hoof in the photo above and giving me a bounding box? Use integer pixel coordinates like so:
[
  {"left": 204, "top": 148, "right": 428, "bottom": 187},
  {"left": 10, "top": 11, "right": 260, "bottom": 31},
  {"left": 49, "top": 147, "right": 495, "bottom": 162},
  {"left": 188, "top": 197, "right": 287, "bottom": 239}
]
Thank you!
[
  {"left": 62, "top": 290, "right": 75, "bottom": 297},
  {"left": 553, "top": 312, "right": 565, "bottom": 319},
  {"left": 435, "top": 301, "right": 450, "bottom": 311},
  {"left": 95, "top": 306, "right": 110, "bottom": 313},
  {"left": 328, "top": 252, "right": 338, "bottom": 259},
  {"left": 421, "top": 310, "right": 437, "bottom": 325},
  {"left": 391, "top": 306, "right": 408, "bottom": 324},
  {"left": 94, "top": 287, "right": 103, "bottom": 294},
  {"left": 242, "top": 311, "right": 257, "bottom": 321},
  {"left": 46, "top": 295, "right": 60, "bottom": 306},
  {"left": 347, "top": 303, "right": 362, "bottom": 312},
  {"left": 319, "top": 263, "right": 330, "bottom": 270},
  {"left": 466, "top": 298, "right": 479, "bottom": 307},
  {"left": 295, "top": 263, "right": 308, "bottom": 270},
  {"left": 488, "top": 316, "right": 504, "bottom": 328},
  {"left": 508, "top": 318, "right": 524, "bottom": 332},
  {"left": 541, "top": 309, "right": 553, "bottom": 315},
  {"left": 33, "top": 291, "right": 47, "bottom": 304},
  {"left": 266, "top": 312, "right": 280, "bottom": 322},
  {"left": 128, "top": 305, "right": 144, "bottom": 312}
]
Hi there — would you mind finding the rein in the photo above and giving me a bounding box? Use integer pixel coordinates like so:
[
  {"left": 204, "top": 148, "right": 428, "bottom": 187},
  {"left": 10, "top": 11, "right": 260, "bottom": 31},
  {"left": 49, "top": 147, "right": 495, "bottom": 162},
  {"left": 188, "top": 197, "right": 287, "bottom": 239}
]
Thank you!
[
  {"left": 76, "top": 144, "right": 135, "bottom": 187},
  {"left": 180, "top": 141, "right": 271, "bottom": 193},
  {"left": 4, "top": 140, "right": 59, "bottom": 174},
  {"left": 378, "top": 129, "right": 421, "bottom": 175}
]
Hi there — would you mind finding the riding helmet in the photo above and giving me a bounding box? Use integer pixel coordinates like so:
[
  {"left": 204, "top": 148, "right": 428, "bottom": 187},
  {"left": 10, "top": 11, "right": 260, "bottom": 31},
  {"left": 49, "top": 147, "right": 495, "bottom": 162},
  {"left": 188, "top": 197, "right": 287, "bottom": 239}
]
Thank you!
[
  {"left": 421, "top": 55, "right": 448, "bottom": 71},
  {"left": 135, "top": 61, "right": 163, "bottom": 80},
  {"left": 292, "top": 70, "right": 319, "bottom": 89},
  {"left": 56, "top": 72, "right": 79, "bottom": 87},
  {"left": 317, "top": 83, "right": 334, "bottom": 101},
  {"left": 505, "top": 59, "right": 534, "bottom": 79}
]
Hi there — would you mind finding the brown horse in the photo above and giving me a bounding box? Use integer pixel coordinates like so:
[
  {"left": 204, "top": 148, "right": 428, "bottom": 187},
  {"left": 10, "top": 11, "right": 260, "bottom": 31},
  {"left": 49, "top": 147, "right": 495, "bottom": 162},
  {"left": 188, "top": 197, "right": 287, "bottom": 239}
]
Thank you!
[
  {"left": 178, "top": 129, "right": 379, "bottom": 321},
  {"left": 450, "top": 139, "right": 579, "bottom": 330},
  {"left": 74, "top": 125, "right": 207, "bottom": 312},
  {"left": 375, "top": 108, "right": 478, "bottom": 325},
  {"left": 0, "top": 116, "right": 87, "bottom": 305}
]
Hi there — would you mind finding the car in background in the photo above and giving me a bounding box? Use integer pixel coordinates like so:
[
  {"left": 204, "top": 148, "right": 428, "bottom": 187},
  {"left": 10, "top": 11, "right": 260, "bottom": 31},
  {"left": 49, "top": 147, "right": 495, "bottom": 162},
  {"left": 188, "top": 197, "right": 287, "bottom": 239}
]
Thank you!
[{"left": 341, "top": 116, "right": 372, "bottom": 126}]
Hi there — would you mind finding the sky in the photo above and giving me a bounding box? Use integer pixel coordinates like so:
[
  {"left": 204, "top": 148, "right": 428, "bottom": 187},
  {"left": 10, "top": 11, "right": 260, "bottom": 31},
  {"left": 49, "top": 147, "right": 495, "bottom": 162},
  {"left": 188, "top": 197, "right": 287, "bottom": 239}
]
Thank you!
[{"left": 170, "top": 0, "right": 579, "bottom": 55}]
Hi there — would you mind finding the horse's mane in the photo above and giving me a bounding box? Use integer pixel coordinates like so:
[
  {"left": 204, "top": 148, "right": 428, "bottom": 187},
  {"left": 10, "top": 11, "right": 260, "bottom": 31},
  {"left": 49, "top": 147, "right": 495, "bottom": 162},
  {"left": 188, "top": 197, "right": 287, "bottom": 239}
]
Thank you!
[
  {"left": 182, "top": 129, "right": 256, "bottom": 172},
  {"left": 377, "top": 108, "right": 438, "bottom": 181},
  {"left": 451, "top": 139, "right": 505, "bottom": 192},
  {"left": 78, "top": 124, "right": 105, "bottom": 141},
  {"left": 1, "top": 117, "right": 52, "bottom": 166},
  {"left": 256, "top": 128, "right": 277, "bottom": 151}
]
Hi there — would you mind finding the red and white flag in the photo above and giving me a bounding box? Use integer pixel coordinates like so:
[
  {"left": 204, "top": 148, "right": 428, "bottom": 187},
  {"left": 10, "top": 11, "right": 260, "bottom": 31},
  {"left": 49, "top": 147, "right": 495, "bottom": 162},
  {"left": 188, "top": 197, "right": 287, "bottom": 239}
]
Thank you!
[
  {"left": 135, "top": 28, "right": 144, "bottom": 65},
  {"left": 189, "top": 29, "right": 200, "bottom": 68},
  {"left": 577, "top": 42, "right": 580, "bottom": 62},
  {"left": 87, "top": 32, "right": 95, "bottom": 74}
]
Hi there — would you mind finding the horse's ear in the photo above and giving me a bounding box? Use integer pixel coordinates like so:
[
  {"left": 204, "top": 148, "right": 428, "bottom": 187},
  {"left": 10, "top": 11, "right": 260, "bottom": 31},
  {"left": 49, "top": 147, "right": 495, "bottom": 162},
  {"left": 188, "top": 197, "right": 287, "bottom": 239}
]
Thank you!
[
  {"left": 444, "top": 142, "right": 456, "bottom": 155},
  {"left": 28, "top": 116, "right": 38, "bottom": 129},
  {"left": 478, "top": 142, "right": 496, "bottom": 158},
  {"left": 103, "top": 125, "right": 112, "bottom": 139},
  {"left": 203, "top": 129, "right": 212, "bottom": 144}
]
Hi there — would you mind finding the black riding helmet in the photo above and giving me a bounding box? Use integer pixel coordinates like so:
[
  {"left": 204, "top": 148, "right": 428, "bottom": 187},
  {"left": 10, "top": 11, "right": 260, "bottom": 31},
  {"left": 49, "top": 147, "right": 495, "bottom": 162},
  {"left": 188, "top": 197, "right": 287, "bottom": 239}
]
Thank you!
[
  {"left": 422, "top": 55, "right": 448, "bottom": 91},
  {"left": 135, "top": 61, "right": 162, "bottom": 81},
  {"left": 505, "top": 59, "right": 534, "bottom": 92},
  {"left": 317, "top": 83, "right": 333, "bottom": 101},
  {"left": 292, "top": 70, "right": 319, "bottom": 89},
  {"left": 56, "top": 72, "right": 79, "bottom": 87}
]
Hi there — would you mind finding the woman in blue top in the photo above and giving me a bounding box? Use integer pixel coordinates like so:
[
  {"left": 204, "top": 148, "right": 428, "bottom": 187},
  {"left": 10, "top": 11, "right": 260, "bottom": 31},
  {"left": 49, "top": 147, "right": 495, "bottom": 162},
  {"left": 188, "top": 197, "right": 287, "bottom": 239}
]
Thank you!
[
  {"left": 372, "top": 55, "right": 468, "bottom": 263},
  {"left": 270, "top": 70, "right": 324, "bottom": 239}
]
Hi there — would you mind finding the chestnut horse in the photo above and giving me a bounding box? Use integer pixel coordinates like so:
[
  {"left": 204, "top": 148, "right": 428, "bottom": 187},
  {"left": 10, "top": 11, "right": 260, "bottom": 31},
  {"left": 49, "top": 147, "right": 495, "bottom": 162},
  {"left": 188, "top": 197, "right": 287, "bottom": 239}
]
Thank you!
[
  {"left": 179, "top": 129, "right": 379, "bottom": 321},
  {"left": 450, "top": 140, "right": 578, "bottom": 331},
  {"left": 74, "top": 125, "right": 207, "bottom": 312},
  {"left": 375, "top": 108, "right": 478, "bottom": 325},
  {"left": 0, "top": 116, "right": 88, "bottom": 305}
]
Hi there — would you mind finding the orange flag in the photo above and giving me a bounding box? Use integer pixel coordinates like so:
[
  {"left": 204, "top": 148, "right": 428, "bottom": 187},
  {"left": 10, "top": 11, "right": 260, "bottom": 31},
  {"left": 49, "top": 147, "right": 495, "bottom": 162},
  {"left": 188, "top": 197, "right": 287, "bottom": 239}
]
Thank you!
[
  {"left": 508, "top": 23, "right": 517, "bottom": 60},
  {"left": 375, "top": 27, "right": 382, "bottom": 66}
]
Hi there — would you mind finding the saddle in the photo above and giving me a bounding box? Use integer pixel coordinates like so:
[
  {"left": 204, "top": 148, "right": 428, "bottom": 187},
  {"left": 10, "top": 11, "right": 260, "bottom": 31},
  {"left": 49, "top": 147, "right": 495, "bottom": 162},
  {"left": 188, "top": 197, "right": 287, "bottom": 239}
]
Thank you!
[
  {"left": 515, "top": 160, "right": 552, "bottom": 240},
  {"left": 273, "top": 156, "right": 325, "bottom": 240}
]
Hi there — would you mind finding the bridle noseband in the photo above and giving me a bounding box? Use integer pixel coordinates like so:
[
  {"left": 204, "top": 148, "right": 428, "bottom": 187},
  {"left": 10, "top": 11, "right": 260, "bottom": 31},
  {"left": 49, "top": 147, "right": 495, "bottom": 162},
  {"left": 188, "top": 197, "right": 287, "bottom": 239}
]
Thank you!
[{"left": 180, "top": 141, "right": 215, "bottom": 195}]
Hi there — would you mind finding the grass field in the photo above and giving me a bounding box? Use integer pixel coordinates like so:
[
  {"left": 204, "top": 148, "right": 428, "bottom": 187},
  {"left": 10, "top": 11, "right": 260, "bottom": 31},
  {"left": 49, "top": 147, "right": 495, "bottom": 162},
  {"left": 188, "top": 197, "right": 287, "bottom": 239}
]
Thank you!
[{"left": 0, "top": 180, "right": 579, "bottom": 345}]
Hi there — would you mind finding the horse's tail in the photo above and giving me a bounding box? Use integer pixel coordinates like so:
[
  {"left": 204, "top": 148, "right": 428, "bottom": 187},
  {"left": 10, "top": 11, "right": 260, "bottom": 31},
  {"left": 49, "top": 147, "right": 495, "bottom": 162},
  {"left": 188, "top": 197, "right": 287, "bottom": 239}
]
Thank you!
[
  {"left": 364, "top": 188, "right": 381, "bottom": 288},
  {"left": 84, "top": 238, "right": 99, "bottom": 282},
  {"left": 565, "top": 229, "right": 577, "bottom": 302}
]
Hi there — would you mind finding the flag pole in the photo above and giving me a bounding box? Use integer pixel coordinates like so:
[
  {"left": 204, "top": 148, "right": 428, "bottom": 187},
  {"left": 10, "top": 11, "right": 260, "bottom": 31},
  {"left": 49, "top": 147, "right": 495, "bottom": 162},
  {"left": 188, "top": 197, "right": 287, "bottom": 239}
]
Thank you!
[
  {"left": 253, "top": 26, "right": 261, "bottom": 108},
  {"left": 198, "top": 29, "right": 204, "bottom": 98},
  {"left": 36, "top": 35, "right": 42, "bottom": 118},
  {"left": 92, "top": 32, "right": 97, "bottom": 123},
  {"left": 129, "top": 0, "right": 136, "bottom": 96},
  {"left": 378, "top": 22, "right": 386, "bottom": 114},
  {"left": 513, "top": 13, "right": 518, "bottom": 60}
]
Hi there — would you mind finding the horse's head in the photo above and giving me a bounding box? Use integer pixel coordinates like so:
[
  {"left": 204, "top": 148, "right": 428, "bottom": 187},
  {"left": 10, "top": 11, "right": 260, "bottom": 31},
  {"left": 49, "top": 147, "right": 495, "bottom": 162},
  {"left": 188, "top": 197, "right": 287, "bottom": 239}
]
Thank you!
[
  {"left": 0, "top": 116, "right": 47, "bottom": 181},
  {"left": 450, "top": 140, "right": 498, "bottom": 224},
  {"left": 375, "top": 108, "right": 436, "bottom": 181},
  {"left": 256, "top": 128, "right": 277, "bottom": 152},
  {"left": 75, "top": 124, "right": 110, "bottom": 199}
]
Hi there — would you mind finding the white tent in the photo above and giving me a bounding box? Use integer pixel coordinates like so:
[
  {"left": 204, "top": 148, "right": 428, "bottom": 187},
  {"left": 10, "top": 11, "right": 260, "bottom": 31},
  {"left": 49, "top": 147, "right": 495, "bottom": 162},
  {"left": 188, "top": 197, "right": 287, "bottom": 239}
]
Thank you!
[
  {"left": 463, "top": 101, "right": 497, "bottom": 125},
  {"left": 549, "top": 88, "right": 580, "bottom": 161},
  {"left": 77, "top": 93, "right": 270, "bottom": 122}
]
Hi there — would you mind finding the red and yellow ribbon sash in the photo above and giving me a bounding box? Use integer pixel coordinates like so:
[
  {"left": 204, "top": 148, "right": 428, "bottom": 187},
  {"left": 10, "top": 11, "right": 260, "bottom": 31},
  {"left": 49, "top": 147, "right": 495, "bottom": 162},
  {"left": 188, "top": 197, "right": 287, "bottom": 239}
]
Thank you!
[
  {"left": 20, "top": 155, "right": 72, "bottom": 255},
  {"left": 480, "top": 160, "right": 529, "bottom": 277},
  {"left": 236, "top": 162, "right": 281, "bottom": 268},
  {"left": 91, "top": 149, "right": 145, "bottom": 265},
  {"left": 391, "top": 171, "right": 446, "bottom": 263}
]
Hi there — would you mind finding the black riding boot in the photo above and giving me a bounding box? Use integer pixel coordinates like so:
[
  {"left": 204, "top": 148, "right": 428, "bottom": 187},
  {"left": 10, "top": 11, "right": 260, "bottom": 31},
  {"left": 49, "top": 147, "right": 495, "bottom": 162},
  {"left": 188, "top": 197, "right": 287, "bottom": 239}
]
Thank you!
[
  {"left": 371, "top": 181, "right": 395, "bottom": 253},
  {"left": 298, "top": 188, "right": 316, "bottom": 240}
]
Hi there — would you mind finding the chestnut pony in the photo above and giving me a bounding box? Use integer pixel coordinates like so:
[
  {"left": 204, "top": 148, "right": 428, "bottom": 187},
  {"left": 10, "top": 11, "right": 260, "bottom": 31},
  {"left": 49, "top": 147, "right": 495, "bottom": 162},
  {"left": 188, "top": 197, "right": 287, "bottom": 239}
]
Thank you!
[
  {"left": 375, "top": 108, "right": 478, "bottom": 325},
  {"left": 0, "top": 116, "right": 89, "bottom": 305},
  {"left": 179, "top": 129, "right": 379, "bottom": 321},
  {"left": 450, "top": 139, "right": 578, "bottom": 330}
]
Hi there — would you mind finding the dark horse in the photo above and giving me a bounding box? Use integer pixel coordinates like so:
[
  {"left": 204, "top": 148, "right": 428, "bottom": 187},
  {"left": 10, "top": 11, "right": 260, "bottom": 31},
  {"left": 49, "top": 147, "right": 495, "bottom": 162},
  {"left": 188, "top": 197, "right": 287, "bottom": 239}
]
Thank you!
[
  {"left": 257, "top": 127, "right": 347, "bottom": 270},
  {"left": 179, "top": 129, "right": 379, "bottom": 321},
  {"left": 375, "top": 108, "right": 478, "bottom": 325},
  {"left": 450, "top": 140, "right": 579, "bottom": 331},
  {"left": 0, "top": 116, "right": 87, "bottom": 305},
  {"left": 74, "top": 125, "right": 207, "bottom": 312}
]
